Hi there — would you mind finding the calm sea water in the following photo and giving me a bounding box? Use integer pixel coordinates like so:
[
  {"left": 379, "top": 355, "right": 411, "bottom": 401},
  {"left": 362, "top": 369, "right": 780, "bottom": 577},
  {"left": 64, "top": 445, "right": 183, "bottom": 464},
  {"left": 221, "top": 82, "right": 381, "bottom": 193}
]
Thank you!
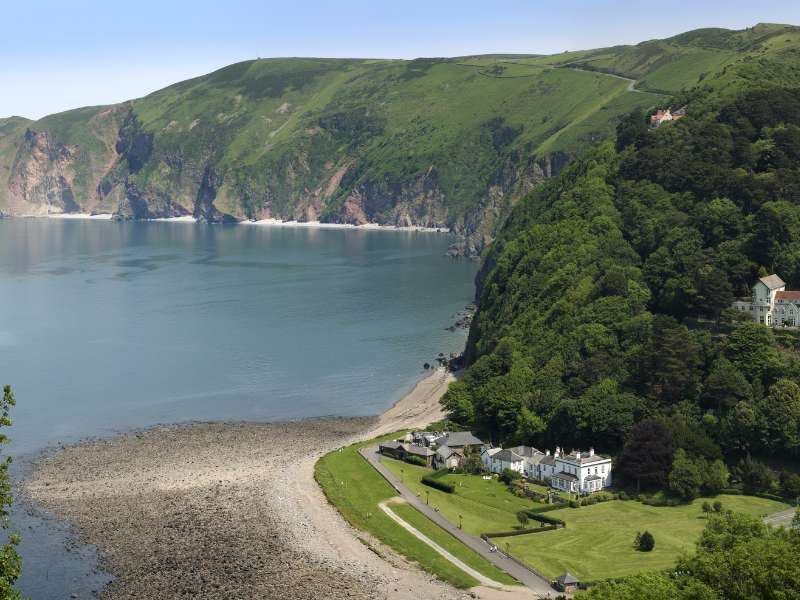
[{"left": 0, "top": 218, "right": 477, "bottom": 598}]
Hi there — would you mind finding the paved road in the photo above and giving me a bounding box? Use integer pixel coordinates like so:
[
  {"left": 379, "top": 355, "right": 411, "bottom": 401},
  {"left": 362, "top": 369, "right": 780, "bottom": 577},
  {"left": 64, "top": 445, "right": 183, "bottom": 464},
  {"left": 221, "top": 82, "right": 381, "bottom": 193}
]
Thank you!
[
  {"left": 379, "top": 500, "right": 504, "bottom": 587},
  {"left": 360, "top": 446, "right": 557, "bottom": 597},
  {"left": 764, "top": 507, "right": 797, "bottom": 528}
]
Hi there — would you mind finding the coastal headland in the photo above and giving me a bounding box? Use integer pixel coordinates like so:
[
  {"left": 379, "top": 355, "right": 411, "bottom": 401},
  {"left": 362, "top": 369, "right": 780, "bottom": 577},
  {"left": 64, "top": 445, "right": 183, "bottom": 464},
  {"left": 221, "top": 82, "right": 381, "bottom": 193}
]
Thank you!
[{"left": 22, "top": 369, "right": 515, "bottom": 600}]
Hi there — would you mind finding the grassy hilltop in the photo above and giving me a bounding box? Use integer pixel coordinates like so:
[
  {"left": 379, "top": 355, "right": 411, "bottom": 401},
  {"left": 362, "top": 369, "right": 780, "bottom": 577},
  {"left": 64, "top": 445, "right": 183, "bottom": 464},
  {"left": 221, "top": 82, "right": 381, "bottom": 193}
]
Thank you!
[{"left": 2, "top": 23, "right": 799, "bottom": 251}]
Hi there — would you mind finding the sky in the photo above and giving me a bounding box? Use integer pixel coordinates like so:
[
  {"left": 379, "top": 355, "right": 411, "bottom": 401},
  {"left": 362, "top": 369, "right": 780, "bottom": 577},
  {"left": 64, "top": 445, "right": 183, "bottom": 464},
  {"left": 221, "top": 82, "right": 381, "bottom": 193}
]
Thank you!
[{"left": 3, "top": 0, "right": 800, "bottom": 120}]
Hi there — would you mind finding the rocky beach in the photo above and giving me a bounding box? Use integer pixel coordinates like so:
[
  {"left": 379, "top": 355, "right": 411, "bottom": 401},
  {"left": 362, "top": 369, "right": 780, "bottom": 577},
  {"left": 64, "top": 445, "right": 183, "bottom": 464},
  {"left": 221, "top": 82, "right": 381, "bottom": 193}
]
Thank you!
[{"left": 21, "top": 369, "right": 513, "bottom": 600}]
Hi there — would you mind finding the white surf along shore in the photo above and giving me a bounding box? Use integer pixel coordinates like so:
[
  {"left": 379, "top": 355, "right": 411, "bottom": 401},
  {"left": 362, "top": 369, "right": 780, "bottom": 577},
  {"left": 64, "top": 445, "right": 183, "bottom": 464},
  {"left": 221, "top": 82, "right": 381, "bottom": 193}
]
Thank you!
[{"left": 41, "top": 212, "right": 449, "bottom": 232}]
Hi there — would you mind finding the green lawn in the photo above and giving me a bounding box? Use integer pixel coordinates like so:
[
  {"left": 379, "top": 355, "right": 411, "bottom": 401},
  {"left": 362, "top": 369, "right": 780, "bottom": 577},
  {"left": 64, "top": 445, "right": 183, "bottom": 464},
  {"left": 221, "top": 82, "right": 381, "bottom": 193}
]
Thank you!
[
  {"left": 381, "top": 458, "right": 789, "bottom": 582},
  {"left": 314, "top": 438, "right": 518, "bottom": 588},
  {"left": 499, "top": 495, "right": 789, "bottom": 581},
  {"left": 390, "top": 502, "right": 517, "bottom": 586},
  {"left": 382, "top": 458, "right": 536, "bottom": 534}
]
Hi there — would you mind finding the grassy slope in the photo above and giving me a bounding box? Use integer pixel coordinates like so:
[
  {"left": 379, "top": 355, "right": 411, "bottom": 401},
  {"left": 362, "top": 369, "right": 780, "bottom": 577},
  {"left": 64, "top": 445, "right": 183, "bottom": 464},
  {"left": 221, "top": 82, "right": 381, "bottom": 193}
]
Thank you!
[
  {"left": 503, "top": 495, "right": 788, "bottom": 581},
  {"left": 314, "top": 437, "right": 518, "bottom": 588}
]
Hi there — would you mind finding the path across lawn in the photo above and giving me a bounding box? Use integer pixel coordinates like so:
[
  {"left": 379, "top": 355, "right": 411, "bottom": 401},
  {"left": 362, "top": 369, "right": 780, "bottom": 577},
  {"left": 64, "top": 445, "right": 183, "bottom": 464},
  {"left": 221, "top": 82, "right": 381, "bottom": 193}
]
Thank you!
[{"left": 379, "top": 500, "right": 506, "bottom": 588}]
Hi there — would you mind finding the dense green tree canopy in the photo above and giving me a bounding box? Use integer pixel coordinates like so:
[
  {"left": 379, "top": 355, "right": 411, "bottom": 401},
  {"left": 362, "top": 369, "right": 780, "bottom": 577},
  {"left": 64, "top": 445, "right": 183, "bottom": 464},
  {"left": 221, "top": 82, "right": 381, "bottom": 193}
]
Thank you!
[{"left": 443, "top": 82, "right": 800, "bottom": 473}]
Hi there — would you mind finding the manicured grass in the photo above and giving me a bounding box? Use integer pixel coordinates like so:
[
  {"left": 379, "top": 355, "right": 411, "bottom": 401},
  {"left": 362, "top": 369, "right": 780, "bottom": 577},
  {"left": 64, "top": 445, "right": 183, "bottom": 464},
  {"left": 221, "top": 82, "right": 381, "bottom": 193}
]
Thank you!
[
  {"left": 498, "top": 495, "right": 790, "bottom": 581},
  {"left": 381, "top": 458, "right": 790, "bottom": 582},
  {"left": 382, "top": 458, "right": 535, "bottom": 535},
  {"left": 314, "top": 438, "right": 517, "bottom": 588},
  {"left": 390, "top": 502, "right": 518, "bottom": 586}
]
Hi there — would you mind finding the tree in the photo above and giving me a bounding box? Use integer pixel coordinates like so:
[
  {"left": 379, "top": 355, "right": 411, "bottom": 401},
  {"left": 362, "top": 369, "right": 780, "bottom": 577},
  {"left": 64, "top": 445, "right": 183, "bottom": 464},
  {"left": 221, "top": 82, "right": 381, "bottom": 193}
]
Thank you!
[
  {"left": 733, "top": 454, "right": 774, "bottom": 494},
  {"left": 516, "top": 510, "right": 529, "bottom": 529},
  {"left": 792, "top": 508, "right": 800, "bottom": 530},
  {"left": 499, "top": 468, "right": 522, "bottom": 485},
  {"left": 780, "top": 470, "right": 800, "bottom": 499},
  {"left": 702, "top": 460, "right": 730, "bottom": 495},
  {"left": 702, "top": 501, "right": 713, "bottom": 519},
  {"left": 638, "top": 530, "right": 655, "bottom": 552},
  {"left": 616, "top": 419, "right": 676, "bottom": 491},
  {"left": 669, "top": 449, "right": 704, "bottom": 500},
  {"left": 713, "top": 500, "right": 723, "bottom": 513},
  {"left": 0, "top": 386, "right": 21, "bottom": 600},
  {"left": 701, "top": 357, "right": 752, "bottom": 412}
]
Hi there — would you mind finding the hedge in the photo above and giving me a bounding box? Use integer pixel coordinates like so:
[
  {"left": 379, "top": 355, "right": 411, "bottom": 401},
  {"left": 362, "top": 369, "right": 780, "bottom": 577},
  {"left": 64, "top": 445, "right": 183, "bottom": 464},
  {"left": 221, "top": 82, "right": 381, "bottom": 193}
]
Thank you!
[
  {"left": 422, "top": 476, "right": 454, "bottom": 493},
  {"left": 523, "top": 510, "right": 565, "bottom": 526},
  {"left": 754, "top": 491, "right": 785, "bottom": 502},
  {"left": 403, "top": 455, "right": 428, "bottom": 467},
  {"left": 720, "top": 487, "right": 743, "bottom": 495},
  {"left": 525, "top": 503, "right": 566, "bottom": 514},
  {"left": 482, "top": 525, "right": 558, "bottom": 538}
]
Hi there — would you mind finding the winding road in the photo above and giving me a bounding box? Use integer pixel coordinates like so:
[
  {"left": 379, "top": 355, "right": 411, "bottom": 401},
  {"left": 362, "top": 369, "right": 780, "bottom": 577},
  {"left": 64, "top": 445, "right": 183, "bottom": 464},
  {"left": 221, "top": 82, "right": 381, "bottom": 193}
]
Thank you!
[{"left": 360, "top": 445, "right": 557, "bottom": 597}]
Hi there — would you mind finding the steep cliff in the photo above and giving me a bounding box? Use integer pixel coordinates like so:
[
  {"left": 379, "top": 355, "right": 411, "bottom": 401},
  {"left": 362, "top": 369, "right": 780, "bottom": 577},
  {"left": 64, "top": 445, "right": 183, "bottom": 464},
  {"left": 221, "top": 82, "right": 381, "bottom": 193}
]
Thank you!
[{"left": 3, "top": 24, "right": 795, "bottom": 250}]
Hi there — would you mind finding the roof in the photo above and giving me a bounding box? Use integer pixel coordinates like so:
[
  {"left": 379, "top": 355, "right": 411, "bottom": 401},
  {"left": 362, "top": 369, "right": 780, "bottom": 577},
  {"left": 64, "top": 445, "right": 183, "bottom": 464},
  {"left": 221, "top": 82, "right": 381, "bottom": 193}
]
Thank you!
[
  {"left": 776, "top": 291, "right": 800, "bottom": 301},
  {"left": 557, "top": 572, "right": 579, "bottom": 585},
  {"left": 404, "top": 444, "right": 435, "bottom": 457},
  {"left": 482, "top": 447, "right": 502, "bottom": 457},
  {"left": 506, "top": 445, "right": 544, "bottom": 459},
  {"left": 540, "top": 455, "right": 556, "bottom": 465},
  {"left": 436, "top": 445, "right": 463, "bottom": 459},
  {"left": 759, "top": 274, "right": 786, "bottom": 290},
  {"left": 379, "top": 441, "right": 403, "bottom": 451},
  {"left": 585, "top": 474, "right": 602, "bottom": 481},
  {"left": 559, "top": 450, "right": 610, "bottom": 466},
  {"left": 493, "top": 449, "right": 524, "bottom": 463},
  {"left": 553, "top": 471, "right": 578, "bottom": 481},
  {"left": 435, "top": 431, "right": 485, "bottom": 447}
]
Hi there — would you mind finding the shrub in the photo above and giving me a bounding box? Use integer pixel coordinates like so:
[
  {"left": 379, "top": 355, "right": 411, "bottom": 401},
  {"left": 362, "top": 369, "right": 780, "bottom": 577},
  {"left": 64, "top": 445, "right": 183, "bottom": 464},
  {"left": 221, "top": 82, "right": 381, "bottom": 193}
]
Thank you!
[
  {"left": 404, "top": 455, "right": 427, "bottom": 467},
  {"left": 713, "top": 500, "right": 723, "bottom": 512},
  {"left": 499, "top": 468, "right": 522, "bottom": 485},
  {"left": 421, "top": 476, "right": 454, "bottom": 493},
  {"left": 569, "top": 499, "right": 580, "bottom": 508},
  {"left": 618, "top": 491, "right": 631, "bottom": 501},
  {"left": 638, "top": 530, "right": 655, "bottom": 552}
]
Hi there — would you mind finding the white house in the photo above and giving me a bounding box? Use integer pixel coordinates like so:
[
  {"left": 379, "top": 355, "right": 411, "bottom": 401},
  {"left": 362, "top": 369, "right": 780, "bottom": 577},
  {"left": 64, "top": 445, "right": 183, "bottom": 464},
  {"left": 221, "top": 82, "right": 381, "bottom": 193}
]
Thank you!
[
  {"left": 506, "top": 445, "right": 546, "bottom": 479},
  {"left": 480, "top": 447, "right": 501, "bottom": 471},
  {"left": 731, "top": 274, "right": 800, "bottom": 327},
  {"left": 486, "top": 448, "right": 525, "bottom": 475},
  {"left": 549, "top": 448, "right": 612, "bottom": 494}
]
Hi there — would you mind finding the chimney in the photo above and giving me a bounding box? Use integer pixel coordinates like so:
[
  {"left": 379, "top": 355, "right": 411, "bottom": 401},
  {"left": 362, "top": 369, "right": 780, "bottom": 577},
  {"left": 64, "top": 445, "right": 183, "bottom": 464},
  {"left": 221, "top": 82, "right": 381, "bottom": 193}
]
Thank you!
[
  {"left": 555, "top": 447, "right": 561, "bottom": 457},
  {"left": 545, "top": 450, "right": 550, "bottom": 457},
  {"left": 589, "top": 448, "right": 595, "bottom": 457},
  {"left": 575, "top": 451, "right": 581, "bottom": 459}
]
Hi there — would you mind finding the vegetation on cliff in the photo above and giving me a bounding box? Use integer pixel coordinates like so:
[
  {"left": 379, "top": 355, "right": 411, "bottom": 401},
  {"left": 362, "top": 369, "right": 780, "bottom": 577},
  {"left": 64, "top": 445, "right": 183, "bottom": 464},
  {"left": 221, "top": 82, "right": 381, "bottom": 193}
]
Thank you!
[{"left": 443, "top": 28, "right": 800, "bottom": 495}]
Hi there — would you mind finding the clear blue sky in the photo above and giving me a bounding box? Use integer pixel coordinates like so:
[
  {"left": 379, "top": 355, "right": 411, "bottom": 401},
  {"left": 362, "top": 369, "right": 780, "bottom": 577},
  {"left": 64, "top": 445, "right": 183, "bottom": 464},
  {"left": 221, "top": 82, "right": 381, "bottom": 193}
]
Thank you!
[{"left": 4, "top": 0, "right": 800, "bottom": 119}]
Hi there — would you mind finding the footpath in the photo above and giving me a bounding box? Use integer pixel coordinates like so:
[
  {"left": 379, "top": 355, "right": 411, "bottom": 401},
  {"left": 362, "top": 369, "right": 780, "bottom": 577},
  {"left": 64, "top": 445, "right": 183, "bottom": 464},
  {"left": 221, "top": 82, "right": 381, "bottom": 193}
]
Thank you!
[{"left": 359, "top": 445, "right": 556, "bottom": 597}]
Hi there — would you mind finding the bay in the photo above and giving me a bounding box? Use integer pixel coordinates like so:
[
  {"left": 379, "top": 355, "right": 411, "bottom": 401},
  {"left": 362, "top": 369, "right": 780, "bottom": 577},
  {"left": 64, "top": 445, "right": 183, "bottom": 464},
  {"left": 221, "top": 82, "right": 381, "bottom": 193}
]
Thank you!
[{"left": 0, "top": 218, "right": 477, "bottom": 597}]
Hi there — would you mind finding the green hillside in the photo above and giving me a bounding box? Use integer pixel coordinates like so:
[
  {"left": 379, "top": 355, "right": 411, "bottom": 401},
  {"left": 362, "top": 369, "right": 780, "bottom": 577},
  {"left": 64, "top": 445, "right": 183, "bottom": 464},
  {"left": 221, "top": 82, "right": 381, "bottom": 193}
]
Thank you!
[
  {"left": 3, "top": 23, "right": 800, "bottom": 252},
  {"left": 443, "top": 26, "right": 800, "bottom": 487}
]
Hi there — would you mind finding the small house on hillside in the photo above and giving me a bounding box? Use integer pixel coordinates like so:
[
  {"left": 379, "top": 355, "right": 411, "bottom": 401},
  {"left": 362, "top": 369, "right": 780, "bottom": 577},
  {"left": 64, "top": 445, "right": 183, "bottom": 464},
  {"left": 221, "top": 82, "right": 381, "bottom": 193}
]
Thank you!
[
  {"left": 650, "top": 107, "right": 686, "bottom": 128},
  {"left": 554, "top": 572, "right": 580, "bottom": 593},
  {"left": 731, "top": 274, "right": 800, "bottom": 328}
]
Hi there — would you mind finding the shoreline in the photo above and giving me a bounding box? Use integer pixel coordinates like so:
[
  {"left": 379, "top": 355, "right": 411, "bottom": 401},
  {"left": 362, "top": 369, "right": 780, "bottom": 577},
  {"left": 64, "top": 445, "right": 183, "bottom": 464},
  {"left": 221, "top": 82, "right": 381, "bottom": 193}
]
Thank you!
[
  {"left": 21, "top": 212, "right": 450, "bottom": 233},
  {"left": 21, "top": 368, "right": 484, "bottom": 600}
]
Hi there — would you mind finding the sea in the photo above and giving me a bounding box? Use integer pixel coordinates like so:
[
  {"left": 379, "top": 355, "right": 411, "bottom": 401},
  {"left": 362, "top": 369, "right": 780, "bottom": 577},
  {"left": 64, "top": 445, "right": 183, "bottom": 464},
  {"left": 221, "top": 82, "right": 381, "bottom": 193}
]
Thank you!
[{"left": 0, "top": 217, "right": 477, "bottom": 598}]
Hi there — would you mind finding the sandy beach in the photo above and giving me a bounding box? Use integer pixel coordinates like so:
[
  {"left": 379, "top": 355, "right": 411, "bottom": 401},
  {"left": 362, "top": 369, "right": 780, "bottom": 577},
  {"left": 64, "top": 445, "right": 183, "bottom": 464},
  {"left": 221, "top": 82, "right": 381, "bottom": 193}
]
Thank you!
[{"left": 23, "top": 368, "right": 527, "bottom": 600}]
